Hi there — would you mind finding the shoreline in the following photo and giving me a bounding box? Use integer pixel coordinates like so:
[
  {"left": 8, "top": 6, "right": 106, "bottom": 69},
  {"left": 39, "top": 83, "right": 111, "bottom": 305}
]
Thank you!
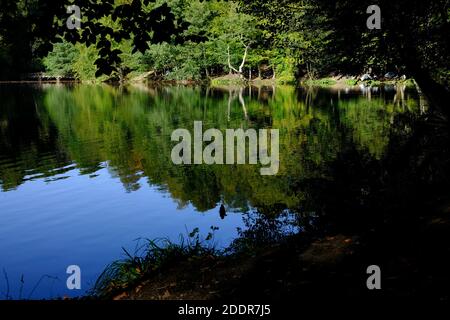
[
  {"left": 91, "top": 201, "right": 449, "bottom": 300},
  {"left": 0, "top": 76, "right": 416, "bottom": 88}
]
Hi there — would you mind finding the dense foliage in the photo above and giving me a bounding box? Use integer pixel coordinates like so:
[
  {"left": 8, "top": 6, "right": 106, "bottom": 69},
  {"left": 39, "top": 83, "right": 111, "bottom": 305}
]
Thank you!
[
  {"left": 240, "top": 0, "right": 449, "bottom": 109},
  {"left": 0, "top": 0, "right": 448, "bottom": 107},
  {"left": 0, "top": 0, "right": 179, "bottom": 80},
  {"left": 39, "top": 0, "right": 295, "bottom": 82}
]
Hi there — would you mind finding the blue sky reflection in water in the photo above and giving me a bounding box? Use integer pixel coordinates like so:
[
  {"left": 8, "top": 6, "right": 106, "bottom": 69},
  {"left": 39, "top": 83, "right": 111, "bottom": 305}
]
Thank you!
[{"left": 0, "top": 164, "right": 244, "bottom": 298}]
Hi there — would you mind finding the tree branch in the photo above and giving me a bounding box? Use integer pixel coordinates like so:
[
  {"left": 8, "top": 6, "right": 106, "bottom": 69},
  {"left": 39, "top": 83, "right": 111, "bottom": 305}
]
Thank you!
[
  {"left": 227, "top": 45, "right": 239, "bottom": 74},
  {"left": 238, "top": 45, "right": 249, "bottom": 73}
]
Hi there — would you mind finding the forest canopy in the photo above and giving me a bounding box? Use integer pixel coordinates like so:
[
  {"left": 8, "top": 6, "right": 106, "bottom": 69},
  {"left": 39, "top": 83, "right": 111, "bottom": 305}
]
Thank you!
[{"left": 0, "top": 0, "right": 448, "bottom": 108}]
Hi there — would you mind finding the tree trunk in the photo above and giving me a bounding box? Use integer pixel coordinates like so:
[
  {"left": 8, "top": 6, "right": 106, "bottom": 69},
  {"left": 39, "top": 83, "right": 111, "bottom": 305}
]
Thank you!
[
  {"left": 227, "top": 45, "right": 238, "bottom": 74},
  {"left": 405, "top": 60, "right": 450, "bottom": 116},
  {"left": 396, "top": 34, "right": 450, "bottom": 115},
  {"left": 238, "top": 45, "right": 249, "bottom": 75},
  {"left": 412, "top": 68, "right": 450, "bottom": 116},
  {"left": 227, "top": 44, "right": 249, "bottom": 78}
]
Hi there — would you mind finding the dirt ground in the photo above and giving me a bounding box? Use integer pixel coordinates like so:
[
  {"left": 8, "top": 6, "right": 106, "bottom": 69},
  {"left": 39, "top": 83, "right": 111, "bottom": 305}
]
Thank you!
[{"left": 112, "top": 203, "right": 450, "bottom": 301}]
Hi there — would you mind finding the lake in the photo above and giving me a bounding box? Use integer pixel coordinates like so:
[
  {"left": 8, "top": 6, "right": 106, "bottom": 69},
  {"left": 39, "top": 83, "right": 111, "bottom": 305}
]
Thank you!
[{"left": 0, "top": 83, "right": 424, "bottom": 298}]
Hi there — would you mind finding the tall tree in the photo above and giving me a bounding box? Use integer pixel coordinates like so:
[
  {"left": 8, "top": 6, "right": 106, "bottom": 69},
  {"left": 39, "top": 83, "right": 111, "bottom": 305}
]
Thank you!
[
  {"left": 0, "top": 0, "right": 181, "bottom": 79},
  {"left": 241, "top": 0, "right": 450, "bottom": 111}
]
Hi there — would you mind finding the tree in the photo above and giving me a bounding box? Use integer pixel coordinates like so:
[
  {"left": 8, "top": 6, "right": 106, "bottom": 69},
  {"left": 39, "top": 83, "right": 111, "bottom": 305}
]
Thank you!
[
  {"left": 209, "top": 1, "right": 260, "bottom": 78},
  {"left": 0, "top": 0, "right": 181, "bottom": 79},
  {"left": 240, "top": 0, "right": 449, "bottom": 111},
  {"left": 43, "top": 42, "right": 78, "bottom": 77}
]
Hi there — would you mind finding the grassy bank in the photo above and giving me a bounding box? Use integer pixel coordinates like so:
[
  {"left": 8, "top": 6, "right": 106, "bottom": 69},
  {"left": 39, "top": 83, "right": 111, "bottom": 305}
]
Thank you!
[
  {"left": 89, "top": 198, "right": 450, "bottom": 300},
  {"left": 209, "top": 74, "right": 295, "bottom": 87},
  {"left": 301, "top": 77, "right": 416, "bottom": 87},
  {"left": 90, "top": 227, "right": 221, "bottom": 299}
]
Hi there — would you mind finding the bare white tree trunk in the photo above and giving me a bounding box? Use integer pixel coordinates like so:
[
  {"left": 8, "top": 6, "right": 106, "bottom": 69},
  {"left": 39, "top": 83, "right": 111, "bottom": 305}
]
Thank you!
[
  {"left": 238, "top": 45, "right": 249, "bottom": 74},
  {"left": 227, "top": 44, "right": 249, "bottom": 78},
  {"left": 227, "top": 45, "right": 239, "bottom": 74}
]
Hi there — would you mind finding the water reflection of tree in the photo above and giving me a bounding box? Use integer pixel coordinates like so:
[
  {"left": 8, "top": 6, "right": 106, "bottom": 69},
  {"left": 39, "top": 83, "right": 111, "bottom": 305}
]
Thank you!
[
  {"left": 228, "top": 209, "right": 301, "bottom": 253},
  {"left": 0, "top": 84, "right": 422, "bottom": 224}
]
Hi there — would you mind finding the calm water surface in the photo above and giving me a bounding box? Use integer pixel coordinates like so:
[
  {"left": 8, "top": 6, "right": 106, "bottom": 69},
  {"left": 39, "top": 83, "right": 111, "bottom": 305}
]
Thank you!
[{"left": 0, "top": 83, "right": 423, "bottom": 298}]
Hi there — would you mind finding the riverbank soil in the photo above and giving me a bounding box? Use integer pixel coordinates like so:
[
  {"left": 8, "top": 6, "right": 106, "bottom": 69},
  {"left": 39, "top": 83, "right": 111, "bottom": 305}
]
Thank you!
[{"left": 114, "top": 200, "right": 450, "bottom": 301}]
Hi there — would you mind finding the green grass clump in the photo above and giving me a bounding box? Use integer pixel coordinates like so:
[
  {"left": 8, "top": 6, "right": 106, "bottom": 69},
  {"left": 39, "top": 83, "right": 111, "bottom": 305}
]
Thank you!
[
  {"left": 365, "top": 79, "right": 383, "bottom": 86},
  {"left": 276, "top": 75, "right": 296, "bottom": 85},
  {"left": 345, "top": 79, "right": 359, "bottom": 86},
  {"left": 210, "top": 75, "right": 246, "bottom": 86},
  {"left": 91, "top": 227, "right": 219, "bottom": 298},
  {"left": 303, "top": 78, "right": 337, "bottom": 86}
]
